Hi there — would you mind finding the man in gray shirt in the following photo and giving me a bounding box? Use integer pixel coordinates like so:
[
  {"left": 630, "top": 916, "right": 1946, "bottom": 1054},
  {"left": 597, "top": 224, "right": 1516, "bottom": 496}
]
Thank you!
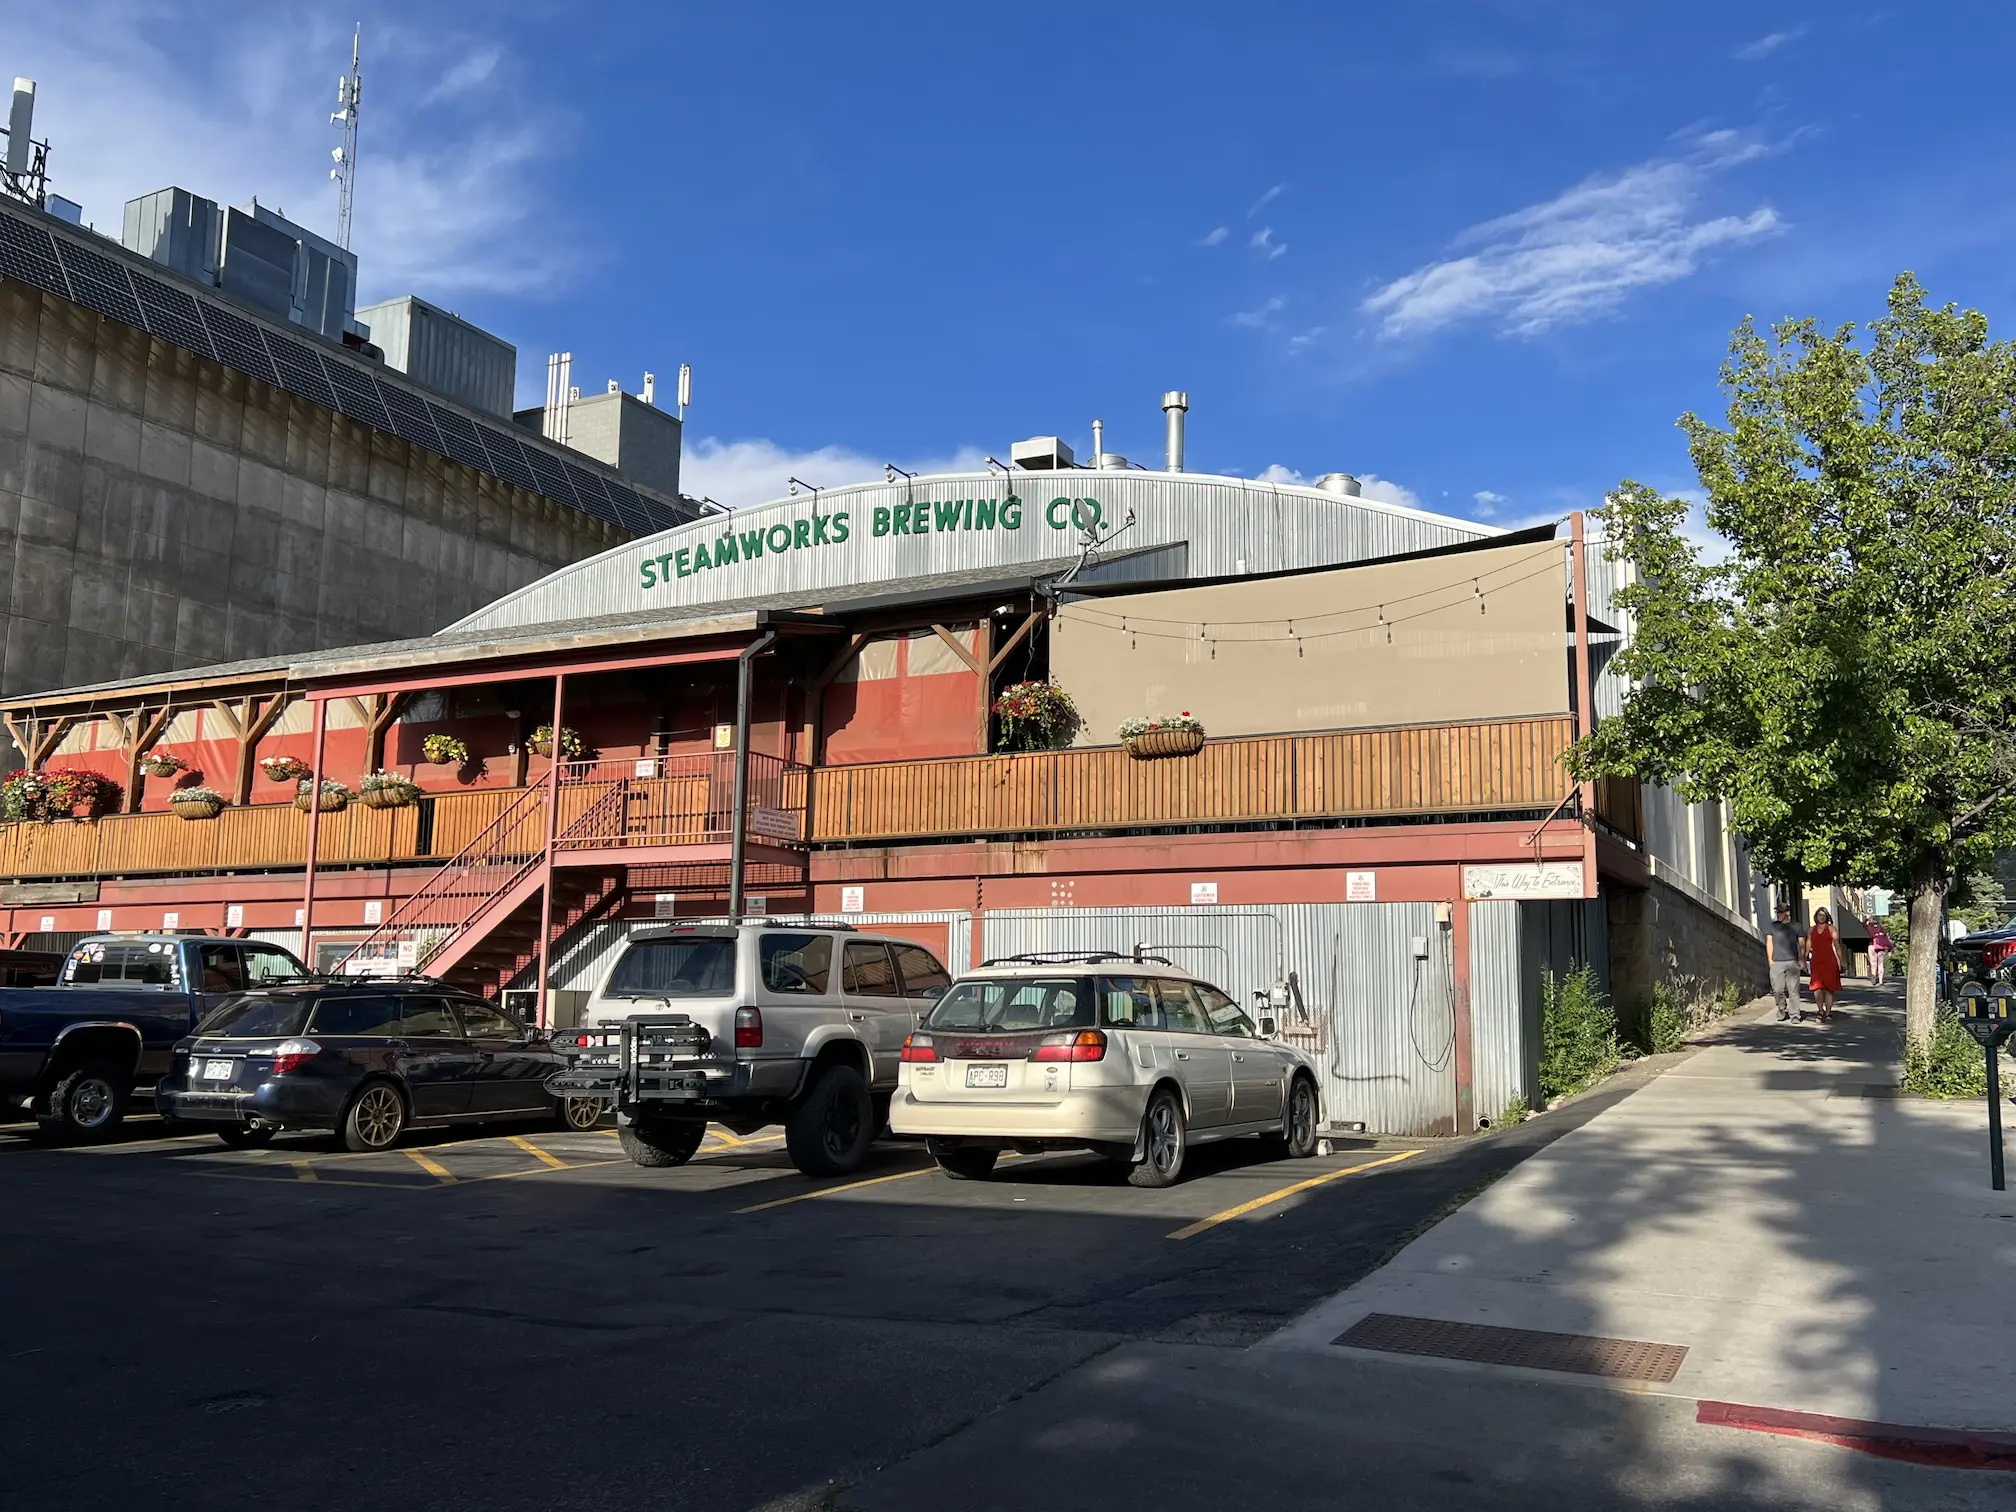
[{"left": 1767, "top": 902, "right": 1807, "bottom": 1022}]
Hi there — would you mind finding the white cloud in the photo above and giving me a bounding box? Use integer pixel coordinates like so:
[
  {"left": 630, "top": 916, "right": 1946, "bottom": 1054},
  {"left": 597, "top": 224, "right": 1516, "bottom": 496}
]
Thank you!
[
  {"left": 1361, "top": 132, "right": 1784, "bottom": 339},
  {"left": 1734, "top": 26, "right": 1807, "bottom": 62},
  {"left": 1248, "top": 183, "right": 1286, "bottom": 217},
  {"left": 1287, "top": 326, "right": 1326, "bottom": 351},
  {"left": 1229, "top": 295, "right": 1286, "bottom": 328},
  {"left": 1255, "top": 465, "right": 1424, "bottom": 510},
  {"left": 1199, "top": 225, "right": 1230, "bottom": 246},
  {"left": 1250, "top": 226, "right": 1288, "bottom": 260},
  {"left": 1473, "top": 489, "right": 1507, "bottom": 517},
  {"left": 14, "top": 3, "right": 573, "bottom": 302},
  {"left": 681, "top": 437, "right": 988, "bottom": 510}
]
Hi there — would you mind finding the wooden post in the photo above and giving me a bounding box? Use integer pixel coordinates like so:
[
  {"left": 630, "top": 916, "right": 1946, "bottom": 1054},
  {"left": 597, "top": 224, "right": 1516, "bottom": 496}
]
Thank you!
[
  {"left": 1570, "top": 512, "right": 1599, "bottom": 899},
  {"left": 113, "top": 704, "right": 172, "bottom": 814},
  {"left": 974, "top": 618, "right": 994, "bottom": 754},
  {"left": 363, "top": 692, "right": 414, "bottom": 775},
  {"left": 534, "top": 674, "right": 566, "bottom": 1028},
  {"left": 300, "top": 699, "right": 328, "bottom": 971}
]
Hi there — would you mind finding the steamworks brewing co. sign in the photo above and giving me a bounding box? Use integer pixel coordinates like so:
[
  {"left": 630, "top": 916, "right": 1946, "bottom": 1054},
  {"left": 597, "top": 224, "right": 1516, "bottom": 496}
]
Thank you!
[{"left": 637, "top": 494, "right": 1108, "bottom": 591}]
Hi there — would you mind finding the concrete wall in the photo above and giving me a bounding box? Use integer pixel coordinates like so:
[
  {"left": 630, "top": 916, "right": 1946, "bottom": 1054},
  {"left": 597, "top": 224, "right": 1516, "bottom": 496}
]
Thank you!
[
  {"left": 1053, "top": 539, "right": 1569, "bottom": 744},
  {"left": 560, "top": 390, "right": 682, "bottom": 499},
  {"left": 1607, "top": 874, "right": 1770, "bottom": 1014},
  {"left": 0, "top": 279, "right": 628, "bottom": 696}
]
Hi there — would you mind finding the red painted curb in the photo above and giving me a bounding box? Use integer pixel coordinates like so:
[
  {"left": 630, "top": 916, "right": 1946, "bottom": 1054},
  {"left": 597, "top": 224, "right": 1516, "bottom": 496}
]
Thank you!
[{"left": 1697, "top": 1400, "right": 2016, "bottom": 1472}]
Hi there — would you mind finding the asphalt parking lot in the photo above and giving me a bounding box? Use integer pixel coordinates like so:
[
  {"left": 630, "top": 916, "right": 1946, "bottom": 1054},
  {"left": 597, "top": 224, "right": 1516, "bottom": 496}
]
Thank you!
[{"left": 0, "top": 1079, "right": 1651, "bottom": 1512}]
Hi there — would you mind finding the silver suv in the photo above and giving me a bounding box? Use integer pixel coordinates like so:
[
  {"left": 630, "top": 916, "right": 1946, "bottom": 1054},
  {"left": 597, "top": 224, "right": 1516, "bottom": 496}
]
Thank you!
[
  {"left": 890, "top": 952, "right": 1323, "bottom": 1186},
  {"left": 553, "top": 922, "right": 952, "bottom": 1176}
]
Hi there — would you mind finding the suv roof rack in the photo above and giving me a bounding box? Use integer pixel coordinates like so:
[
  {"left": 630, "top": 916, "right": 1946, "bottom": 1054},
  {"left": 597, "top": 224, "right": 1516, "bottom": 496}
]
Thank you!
[
  {"left": 977, "top": 950, "right": 1175, "bottom": 968},
  {"left": 296, "top": 971, "right": 455, "bottom": 987}
]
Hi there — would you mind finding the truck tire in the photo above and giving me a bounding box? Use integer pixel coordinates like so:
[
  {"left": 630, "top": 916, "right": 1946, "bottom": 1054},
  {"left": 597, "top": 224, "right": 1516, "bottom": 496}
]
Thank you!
[
  {"left": 927, "top": 1139, "right": 997, "bottom": 1181},
  {"left": 618, "top": 1118, "right": 706, "bottom": 1167},
  {"left": 785, "top": 1062, "right": 874, "bottom": 1177},
  {"left": 38, "top": 1059, "right": 130, "bottom": 1144},
  {"left": 217, "top": 1126, "right": 276, "bottom": 1150}
]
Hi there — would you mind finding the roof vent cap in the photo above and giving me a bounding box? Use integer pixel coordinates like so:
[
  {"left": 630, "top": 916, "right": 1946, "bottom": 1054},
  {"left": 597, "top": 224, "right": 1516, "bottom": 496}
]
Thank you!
[{"left": 1317, "top": 472, "right": 1362, "bottom": 497}]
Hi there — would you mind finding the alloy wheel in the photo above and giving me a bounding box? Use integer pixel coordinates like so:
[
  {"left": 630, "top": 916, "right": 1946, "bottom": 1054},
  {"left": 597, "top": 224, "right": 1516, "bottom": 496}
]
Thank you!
[
  {"left": 354, "top": 1087, "right": 402, "bottom": 1148},
  {"left": 822, "top": 1092, "right": 863, "bottom": 1159},
  {"left": 1291, "top": 1084, "right": 1315, "bottom": 1147},
  {"left": 1148, "top": 1100, "right": 1181, "bottom": 1174}
]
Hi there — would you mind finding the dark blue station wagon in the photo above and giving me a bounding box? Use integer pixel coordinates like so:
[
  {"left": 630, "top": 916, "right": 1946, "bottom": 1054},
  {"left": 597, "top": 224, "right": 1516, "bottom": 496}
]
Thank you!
[{"left": 155, "top": 983, "right": 595, "bottom": 1151}]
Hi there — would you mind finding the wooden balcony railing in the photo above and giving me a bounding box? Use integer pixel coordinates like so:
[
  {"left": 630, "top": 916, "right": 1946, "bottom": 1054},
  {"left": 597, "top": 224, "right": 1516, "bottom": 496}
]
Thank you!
[
  {"left": 808, "top": 715, "right": 1575, "bottom": 843},
  {"left": 0, "top": 718, "right": 1573, "bottom": 880}
]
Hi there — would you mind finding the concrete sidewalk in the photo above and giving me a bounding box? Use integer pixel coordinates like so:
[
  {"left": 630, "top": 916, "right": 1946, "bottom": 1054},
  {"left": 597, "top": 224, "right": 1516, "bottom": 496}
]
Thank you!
[{"left": 1268, "top": 985, "right": 2016, "bottom": 1434}]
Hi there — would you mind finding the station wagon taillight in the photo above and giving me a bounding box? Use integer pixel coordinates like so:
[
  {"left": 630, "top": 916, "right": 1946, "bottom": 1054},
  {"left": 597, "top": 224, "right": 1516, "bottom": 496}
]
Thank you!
[
  {"left": 900, "top": 1033, "right": 938, "bottom": 1064},
  {"left": 271, "top": 1039, "right": 319, "bottom": 1075},
  {"left": 734, "top": 1007, "right": 762, "bottom": 1049},
  {"left": 1030, "top": 1029, "right": 1108, "bottom": 1063}
]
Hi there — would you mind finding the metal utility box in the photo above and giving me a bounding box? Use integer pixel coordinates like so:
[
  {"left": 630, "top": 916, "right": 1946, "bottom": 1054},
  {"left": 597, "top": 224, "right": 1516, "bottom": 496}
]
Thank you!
[{"left": 355, "top": 294, "right": 517, "bottom": 419}]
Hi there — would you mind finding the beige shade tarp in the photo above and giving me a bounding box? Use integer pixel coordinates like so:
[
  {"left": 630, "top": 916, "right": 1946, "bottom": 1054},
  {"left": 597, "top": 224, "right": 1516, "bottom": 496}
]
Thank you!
[{"left": 1053, "top": 539, "right": 1570, "bottom": 744}]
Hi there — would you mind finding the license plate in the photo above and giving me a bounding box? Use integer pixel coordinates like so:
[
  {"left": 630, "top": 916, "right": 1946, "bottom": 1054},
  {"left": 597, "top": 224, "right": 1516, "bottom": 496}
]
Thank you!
[
  {"left": 200, "top": 1059, "right": 236, "bottom": 1080},
  {"left": 965, "top": 1063, "right": 1008, "bottom": 1088}
]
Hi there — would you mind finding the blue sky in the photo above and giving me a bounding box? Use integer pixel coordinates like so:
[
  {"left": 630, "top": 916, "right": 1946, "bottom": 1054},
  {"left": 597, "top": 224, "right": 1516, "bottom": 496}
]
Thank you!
[{"left": 12, "top": 2, "right": 2016, "bottom": 523}]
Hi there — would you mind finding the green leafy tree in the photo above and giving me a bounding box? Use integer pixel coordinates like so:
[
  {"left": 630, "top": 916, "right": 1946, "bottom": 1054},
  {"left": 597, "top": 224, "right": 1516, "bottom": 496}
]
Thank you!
[{"left": 1574, "top": 276, "right": 2016, "bottom": 1052}]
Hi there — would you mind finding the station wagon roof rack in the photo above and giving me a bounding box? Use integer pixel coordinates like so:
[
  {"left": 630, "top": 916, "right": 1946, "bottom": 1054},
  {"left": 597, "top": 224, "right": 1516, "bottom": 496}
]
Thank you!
[{"left": 977, "top": 949, "right": 1175, "bottom": 968}]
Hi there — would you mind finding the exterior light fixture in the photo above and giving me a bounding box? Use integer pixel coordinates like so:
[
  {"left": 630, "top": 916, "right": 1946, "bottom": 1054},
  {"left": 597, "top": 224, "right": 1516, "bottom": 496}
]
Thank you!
[
  {"left": 787, "top": 477, "right": 822, "bottom": 496},
  {"left": 885, "top": 463, "right": 915, "bottom": 482}
]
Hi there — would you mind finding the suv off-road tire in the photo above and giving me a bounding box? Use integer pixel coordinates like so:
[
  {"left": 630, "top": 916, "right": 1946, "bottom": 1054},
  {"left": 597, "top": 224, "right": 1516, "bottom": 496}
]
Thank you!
[
  {"left": 785, "top": 1062, "right": 874, "bottom": 1177},
  {"left": 38, "top": 1059, "right": 130, "bottom": 1144},
  {"left": 1128, "top": 1090, "right": 1188, "bottom": 1188},
  {"left": 1261, "top": 1077, "right": 1321, "bottom": 1160},
  {"left": 927, "top": 1139, "right": 998, "bottom": 1181},
  {"left": 618, "top": 1118, "right": 706, "bottom": 1167},
  {"left": 339, "top": 1080, "right": 408, "bottom": 1152}
]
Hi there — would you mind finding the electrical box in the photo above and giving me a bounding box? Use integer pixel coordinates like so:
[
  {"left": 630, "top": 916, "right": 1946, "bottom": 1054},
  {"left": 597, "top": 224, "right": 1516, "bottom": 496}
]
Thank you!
[{"left": 1410, "top": 936, "right": 1429, "bottom": 960}]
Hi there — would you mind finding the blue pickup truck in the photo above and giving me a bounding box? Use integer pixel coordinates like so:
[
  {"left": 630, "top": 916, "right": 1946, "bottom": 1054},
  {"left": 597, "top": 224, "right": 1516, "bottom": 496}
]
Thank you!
[{"left": 0, "top": 934, "right": 308, "bottom": 1140}]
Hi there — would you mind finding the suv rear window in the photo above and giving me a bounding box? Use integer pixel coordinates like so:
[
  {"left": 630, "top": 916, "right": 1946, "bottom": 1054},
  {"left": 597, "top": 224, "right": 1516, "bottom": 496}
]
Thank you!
[
  {"left": 606, "top": 937, "right": 737, "bottom": 998},
  {"left": 926, "top": 978, "right": 1092, "bottom": 1031},
  {"left": 196, "top": 996, "right": 314, "bottom": 1038}
]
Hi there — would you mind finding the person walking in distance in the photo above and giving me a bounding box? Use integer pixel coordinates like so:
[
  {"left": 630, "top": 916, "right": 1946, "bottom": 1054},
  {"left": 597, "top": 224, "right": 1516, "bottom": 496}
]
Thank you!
[
  {"left": 1808, "top": 907, "right": 1843, "bottom": 1022},
  {"left": 1768, "top": 901, "right": 1806, "bottom": 1022},
  {"left": 1866, "top": 915, "right": 1893, "bottom": 987}
]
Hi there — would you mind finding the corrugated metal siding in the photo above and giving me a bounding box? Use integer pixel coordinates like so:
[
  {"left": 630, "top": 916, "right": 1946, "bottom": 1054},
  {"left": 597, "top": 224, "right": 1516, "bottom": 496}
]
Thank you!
[
  {"left": 1468, "top": 900, "right": 1526, "bottom": 1126},
  {"left": 973, "top": 904, "right": 1456, "bottom": 1137},
  {"left": 450, "top": 473, "right": 1496, "bottom": 633}
]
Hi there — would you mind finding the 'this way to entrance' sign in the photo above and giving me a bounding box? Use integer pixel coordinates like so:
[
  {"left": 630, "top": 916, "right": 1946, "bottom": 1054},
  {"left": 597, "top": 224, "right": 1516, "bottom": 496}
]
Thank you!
[{"left": 1461, "top": 862, "right": 1587, "bottom": 900}]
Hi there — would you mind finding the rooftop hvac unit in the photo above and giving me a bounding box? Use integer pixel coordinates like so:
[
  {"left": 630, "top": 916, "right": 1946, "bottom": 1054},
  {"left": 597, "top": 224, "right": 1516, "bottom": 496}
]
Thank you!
[{"left": 1011, "top": 435, "right": 1075, "bottom": 470}]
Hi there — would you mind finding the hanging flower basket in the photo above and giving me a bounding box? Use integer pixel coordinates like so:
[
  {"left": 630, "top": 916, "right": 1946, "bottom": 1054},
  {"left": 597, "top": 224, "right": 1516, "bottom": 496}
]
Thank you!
[
  {"left": 1118, "top": 714, "right": 1206, "bottom": 760},
  {"left": 294, "top": 778, "right": 352, "bottom": 814},
  {"left": 168, "top": 786, "right": 226, "bottom": 820},
  {"left": 358, "top": 772, "right": 422, "bottom": 809},
  {"left": 140, "top": 752, "right": 188, "bottom": 779},
  {"left": 530, "top": 725, "right": 585, "bottom": 760},
  {"left": 260, "top": 755, "right": 310, "bottom": 783},
  {"left": 421, "top": 734, "right": 469, "bottom": 767},
  {"left": 990, "top": 682, "right": 1079, "bottom": 752}
]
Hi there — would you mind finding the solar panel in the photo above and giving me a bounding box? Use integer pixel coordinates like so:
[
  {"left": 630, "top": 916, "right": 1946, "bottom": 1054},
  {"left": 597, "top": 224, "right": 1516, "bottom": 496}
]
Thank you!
[
  {"left": 474, "top": 424, "right": 539, "bottom": 493},
  {"left": 563, "top": 462, "right": 625, "bottom": 527},
  {"left": 0, "top": 214, "right": 68, "bottom": 297},
  {"left": 426, "top": 404, "right": 493, "bottom": 473},
  {"left": 521, "top": 443, "right": 579, "bottom": 507},
  {"left": 375, "top": 381, "right": 442, "bottom": 450},
  {"left": 602, "top": 479, "right": 654, "bottom": 534},
  {"left": 196, "top": 302, "right": 280, "bottom": 386},
  {"left": 130, "top": 271, "right": 217, "bottom": 359},
  {"left": 53, "top": 240, "right": 143, "bottom": 328},
  {"left": 322, "top": 359, "right": 392, "bottom": 431},
  {"left": 264, "top": 331, "right": 339, "bottom": 409}
]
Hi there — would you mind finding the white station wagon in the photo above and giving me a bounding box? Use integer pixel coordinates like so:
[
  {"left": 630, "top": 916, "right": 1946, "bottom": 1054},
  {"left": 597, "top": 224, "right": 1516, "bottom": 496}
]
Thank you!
[{"left": 890, "top": 953, "right": 1323, "bottom": 1186}]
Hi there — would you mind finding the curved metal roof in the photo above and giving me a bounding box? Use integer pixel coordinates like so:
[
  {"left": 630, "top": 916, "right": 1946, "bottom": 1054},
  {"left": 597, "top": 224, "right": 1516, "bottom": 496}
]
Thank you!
[{"left": 448, "top": 469, "right": 1497, "bottom": 634}]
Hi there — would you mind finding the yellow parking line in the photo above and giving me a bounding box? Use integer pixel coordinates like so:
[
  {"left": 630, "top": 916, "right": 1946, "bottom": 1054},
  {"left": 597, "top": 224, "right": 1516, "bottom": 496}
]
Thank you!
[
  {"left": 403, "top": 1148, "right": 458, "bottom": 1184},
  {"left": 708, "top": 1126, "right": 745, "bottom": 1147},
  {"left": 291, "top": 1160, "right": 319, "bottom": 1183},
  {"left": 506, "top": 1135, "right": 569, "bottom": 1171},
  {"left": 734, "top": 1164, "right": 935, "bottom": 1214},
  {"left": 1166, "top": 1149, "right": 1423, "bottom": 1241}
]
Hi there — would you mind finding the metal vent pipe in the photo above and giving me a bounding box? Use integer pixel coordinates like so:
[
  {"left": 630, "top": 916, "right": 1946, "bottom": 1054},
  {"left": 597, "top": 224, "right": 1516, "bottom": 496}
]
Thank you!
[
  {"left": 1161, "top": 391, "right": 1188, "bottom": 472},
  {"left": 1317, "top": 472, "right": 1362, "bottom": 497},
  {"left": 1091, "top": 418, "right": 1104, "bottom": 467}
]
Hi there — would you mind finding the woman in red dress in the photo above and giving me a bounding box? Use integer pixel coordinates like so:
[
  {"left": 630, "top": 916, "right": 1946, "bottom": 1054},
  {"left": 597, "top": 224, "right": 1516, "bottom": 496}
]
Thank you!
[{"left": 1808, "top": 907, "right": 1843, "bottom": 1022}]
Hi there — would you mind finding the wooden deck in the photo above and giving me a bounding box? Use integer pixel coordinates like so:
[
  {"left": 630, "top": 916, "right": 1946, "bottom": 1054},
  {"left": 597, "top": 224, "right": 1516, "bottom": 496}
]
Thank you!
[
  {"left": 808, "top": 715, "right": 1575, "bottom": 843},
  {"left": 0, "top": 717, "right": 1575, "bottom": 880}
]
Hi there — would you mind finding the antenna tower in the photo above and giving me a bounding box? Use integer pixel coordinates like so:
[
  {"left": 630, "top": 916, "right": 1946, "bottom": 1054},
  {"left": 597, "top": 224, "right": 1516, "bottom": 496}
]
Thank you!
[{"left": 330, "top": 26, "right": 361, "bottom": 248}]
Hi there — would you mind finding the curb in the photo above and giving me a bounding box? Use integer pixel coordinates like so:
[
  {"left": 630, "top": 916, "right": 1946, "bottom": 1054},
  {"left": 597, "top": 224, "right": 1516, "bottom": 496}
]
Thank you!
[{"left": 1697, "top": 1400, "right": 2016, "bottom": 1472}]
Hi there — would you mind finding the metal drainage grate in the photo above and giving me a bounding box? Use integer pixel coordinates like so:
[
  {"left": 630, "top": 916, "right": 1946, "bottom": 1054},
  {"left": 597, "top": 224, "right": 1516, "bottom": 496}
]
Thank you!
[{"left": 1333, "top": 1313, "right": 1688, "bottom": 1383}]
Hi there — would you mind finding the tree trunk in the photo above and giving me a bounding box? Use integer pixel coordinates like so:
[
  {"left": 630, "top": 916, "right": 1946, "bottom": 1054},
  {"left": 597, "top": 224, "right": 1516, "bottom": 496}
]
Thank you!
[{"left": 1905, "top": 861, "right": 1946, "bottom": 1052}]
